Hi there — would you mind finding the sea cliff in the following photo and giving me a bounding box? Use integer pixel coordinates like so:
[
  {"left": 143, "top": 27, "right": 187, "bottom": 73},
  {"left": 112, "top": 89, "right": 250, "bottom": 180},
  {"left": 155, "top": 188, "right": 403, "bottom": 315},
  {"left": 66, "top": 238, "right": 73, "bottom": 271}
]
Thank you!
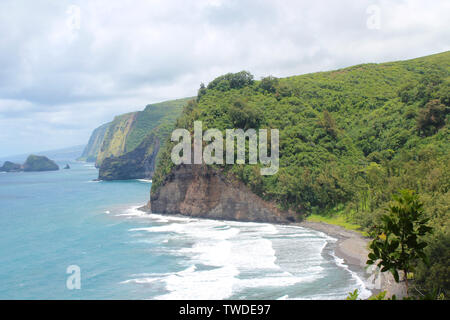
[
  {"left": 98, "top": 134, "right": 160, "bottom": 180},
  {"left": 148, "top": 164, "right": 299, "bottom": 223},
  {"left": 80, "top": 97, "right": 191, "bottom": 180},
  {"left": 78, "top": 122, "right": 110, "bottom": 162},
  {"left": 149, "top": 52, "right": 449, "bottom": 227}
]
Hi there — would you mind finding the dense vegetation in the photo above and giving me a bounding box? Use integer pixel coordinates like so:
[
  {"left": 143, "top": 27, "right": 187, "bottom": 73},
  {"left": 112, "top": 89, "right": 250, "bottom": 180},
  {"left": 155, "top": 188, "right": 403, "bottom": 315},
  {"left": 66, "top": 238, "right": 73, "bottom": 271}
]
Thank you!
[
  {"left": 367, "top": 190, "right": 433, "bottom": 295},
  {"left": 125, "top": 98, "right": 193, "bottom": 153},
  {"left": 152, "top": 52, "right": 449, "bottom": 295}
]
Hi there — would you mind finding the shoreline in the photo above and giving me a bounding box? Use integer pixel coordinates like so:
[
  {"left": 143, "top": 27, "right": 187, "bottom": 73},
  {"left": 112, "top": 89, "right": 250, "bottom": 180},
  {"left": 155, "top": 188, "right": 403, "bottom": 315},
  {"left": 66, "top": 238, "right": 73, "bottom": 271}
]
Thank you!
[
  {"left": 298, "top": 221, "right": 406, "bottom": 299},
  {"left": 298, "top": 221, "right": 370, "bottom": 269},
  {"left": 138, "top": 205, "right": 405, "bottom": 299}
]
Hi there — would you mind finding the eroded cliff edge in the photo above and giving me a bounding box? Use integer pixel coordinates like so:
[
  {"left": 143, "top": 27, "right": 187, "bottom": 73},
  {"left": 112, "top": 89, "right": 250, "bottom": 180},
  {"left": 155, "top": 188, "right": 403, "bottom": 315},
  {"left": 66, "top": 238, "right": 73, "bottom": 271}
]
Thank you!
[
  {"left": 147, "top": 164, "right": 300, "bottom": 223},
  {"left": 98, "top": 135, "right": 160, "bottom": 180}
]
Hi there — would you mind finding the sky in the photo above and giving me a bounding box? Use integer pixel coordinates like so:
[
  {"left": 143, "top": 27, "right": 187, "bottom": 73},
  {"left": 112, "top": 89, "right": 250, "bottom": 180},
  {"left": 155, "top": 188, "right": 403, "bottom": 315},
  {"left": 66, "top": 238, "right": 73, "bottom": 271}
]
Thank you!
[{"left": 0, "top": 0, "right": 449, "bottom": 157}]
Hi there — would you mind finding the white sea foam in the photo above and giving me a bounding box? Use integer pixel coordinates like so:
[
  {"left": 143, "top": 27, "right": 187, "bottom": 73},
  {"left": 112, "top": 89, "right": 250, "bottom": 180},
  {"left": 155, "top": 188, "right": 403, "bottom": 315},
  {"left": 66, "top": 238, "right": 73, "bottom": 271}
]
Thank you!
[
  {"left": 117, "top": 206, "right": 194, "bottom": 223},
  {"left": 331, "top": 251, "right": 372, "bottom": 299},
  {"left": 116, "top": 206, "right": 148, "bottom": 218},
  {"left": 130, "top": 224, "right": 184, "bottom": 233},
  {"left": 234, "top": 273, "right": 317, "bottom": 290},
  {"left": 137, "top": 179, "right": 152, "bottom": 183},
  {"left": 124, "top": 217, "right": 284, "bottom": 298},
  {"left": 122, "top": 264, "right": 239, "bottom": 300},
  {"left": 156, "top": 265, "right": 239, "bottom": 300},
  {"left": 120, "top": 205, "right": 371, "bottom": 299},
  {"left": 120, "top": 277, "right": 160, "bottom": 285}
]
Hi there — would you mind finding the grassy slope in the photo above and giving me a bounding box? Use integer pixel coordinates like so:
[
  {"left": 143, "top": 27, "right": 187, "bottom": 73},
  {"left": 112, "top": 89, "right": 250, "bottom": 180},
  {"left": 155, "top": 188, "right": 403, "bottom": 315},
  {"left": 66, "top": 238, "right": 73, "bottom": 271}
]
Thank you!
[
  {"left": 95, "top": 97, "right": 192, "bottom": 165},
  {"left": 96, "top": 112, "right": 137, "bottom": 165},
  {"left": 125, "top": 97, "right": 193, "bottom": 152},
  {"left": 306, "top": 213, "right": 367, "bottom": 236}
]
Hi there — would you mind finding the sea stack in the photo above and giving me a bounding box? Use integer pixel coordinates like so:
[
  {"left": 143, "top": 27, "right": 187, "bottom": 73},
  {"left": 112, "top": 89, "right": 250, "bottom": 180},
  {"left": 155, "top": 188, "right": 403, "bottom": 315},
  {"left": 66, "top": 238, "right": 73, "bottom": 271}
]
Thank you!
[
  {"left": 22, "top": 155, "right": 59, "bottom": 172},
  {"left": 0, "top": 161, "right": 22, "bottom": 172}
]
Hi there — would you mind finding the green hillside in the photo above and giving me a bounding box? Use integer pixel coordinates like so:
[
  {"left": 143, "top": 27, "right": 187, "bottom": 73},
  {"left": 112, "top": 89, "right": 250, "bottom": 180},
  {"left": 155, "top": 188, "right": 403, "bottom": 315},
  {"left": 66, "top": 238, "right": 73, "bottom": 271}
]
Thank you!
[
  {"left": 153, "top": 51, "right": 449, "bottom": 239},
  {"left": 151, "top": 52, "right": 449, "bottom": 294},
  {"left": 125, "top": 98, "right": 194, "bottom": 153},
  {"left": 96, "top": 112, "right": 137, "bottom": 165},
  {"left": 93, "top": 97, "right": 192, "bottom": 166}
]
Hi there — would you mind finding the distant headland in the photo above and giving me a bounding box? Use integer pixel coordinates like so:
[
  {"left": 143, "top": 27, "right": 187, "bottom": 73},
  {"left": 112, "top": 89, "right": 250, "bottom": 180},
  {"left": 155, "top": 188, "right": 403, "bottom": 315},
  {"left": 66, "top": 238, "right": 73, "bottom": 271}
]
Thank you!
[{"left": 0, "top": 155, "right": 59, "bottom": 172}]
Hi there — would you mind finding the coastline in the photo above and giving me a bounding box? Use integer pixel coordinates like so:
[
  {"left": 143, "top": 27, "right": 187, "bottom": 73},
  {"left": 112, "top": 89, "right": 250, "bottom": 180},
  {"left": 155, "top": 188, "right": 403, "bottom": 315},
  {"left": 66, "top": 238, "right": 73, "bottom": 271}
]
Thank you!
[
  {"left": 298, "top": 221, "right": 406, "bottom": 299},
  {"left": 139, "top": 204, "right": 405, "bottom": 299}
]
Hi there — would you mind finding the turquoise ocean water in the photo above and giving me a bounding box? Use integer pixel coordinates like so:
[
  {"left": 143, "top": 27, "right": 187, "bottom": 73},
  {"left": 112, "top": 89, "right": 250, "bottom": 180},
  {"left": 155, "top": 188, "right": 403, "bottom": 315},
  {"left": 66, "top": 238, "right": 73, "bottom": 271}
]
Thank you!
[{"left": 0, "top": 162, "right": 371, "bottom": 299}]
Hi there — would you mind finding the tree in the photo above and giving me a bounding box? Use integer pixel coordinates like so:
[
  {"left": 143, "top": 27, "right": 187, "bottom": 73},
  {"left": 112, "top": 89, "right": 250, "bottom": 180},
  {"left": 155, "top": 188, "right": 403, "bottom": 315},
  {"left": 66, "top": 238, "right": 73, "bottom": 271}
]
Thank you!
[
  {"left": 259, "top": 76, "right": 278, "bottom": 93},
  {"left": 207, "top": 71, "right": 254, "bottom": 91},
  {"left": 414, "top": 232, "right": 450, "bottom": 298},
  {"left": 321, "top": 110, "right": 339, "bottom": 138},
  {"left": 367, "top": 189, "right": 433, "bottom": 295},
  {"left": 416, "top": 99, "right": 448, "bottom": 136},
  {"left": 197, "top": 83, "right": 207, "bottom": 101},
  {"left": 228, "top": 99, "right": 262, "bottom": 129}
]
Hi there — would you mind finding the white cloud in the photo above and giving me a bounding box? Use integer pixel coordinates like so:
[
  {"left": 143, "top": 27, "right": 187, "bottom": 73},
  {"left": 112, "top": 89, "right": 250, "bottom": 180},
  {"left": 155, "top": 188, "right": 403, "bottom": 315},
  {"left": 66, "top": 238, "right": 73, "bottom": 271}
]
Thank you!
[{"left": 0, "top": 0, "right": 449, "bottom": 156}]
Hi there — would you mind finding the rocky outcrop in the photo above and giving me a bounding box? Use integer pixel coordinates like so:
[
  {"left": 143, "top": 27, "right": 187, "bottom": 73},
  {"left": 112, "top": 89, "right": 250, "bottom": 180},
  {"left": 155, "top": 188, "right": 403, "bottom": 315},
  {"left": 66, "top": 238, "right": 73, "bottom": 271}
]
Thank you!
[
  {"left": 98, "top": 134, "right": 160, "bottom": 181},
  {"left": 149, "top": 165, "right": 300, "bottom": 223},
  {"left": 23, "top": 155, "right": 59, "bottom": 171},
  {"left": 0, "top": 161, "right": 22, "bottom": 172},
  {"left": 0, "top": 155, "right": 59, "bottom": 172}
]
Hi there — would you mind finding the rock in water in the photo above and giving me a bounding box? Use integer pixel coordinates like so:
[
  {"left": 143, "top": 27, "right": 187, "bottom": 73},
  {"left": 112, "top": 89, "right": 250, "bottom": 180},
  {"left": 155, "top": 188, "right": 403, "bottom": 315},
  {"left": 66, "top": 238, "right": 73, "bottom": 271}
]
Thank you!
[
  {"left": 63, "top": 164, "right": 70, "bottom": 169},
  {"left": 0, "top": 161, "right": 22, "bottom": 172},
  {"left": 22, "top": 155, "right": 59, "bottom": 172}
]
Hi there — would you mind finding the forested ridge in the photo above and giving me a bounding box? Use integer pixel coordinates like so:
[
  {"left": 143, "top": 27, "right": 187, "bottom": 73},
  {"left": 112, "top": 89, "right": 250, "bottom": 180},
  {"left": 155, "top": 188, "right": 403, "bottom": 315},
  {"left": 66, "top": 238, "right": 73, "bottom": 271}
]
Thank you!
[{"left": 152, "top": 52, "right": 449, "bottom": 294}]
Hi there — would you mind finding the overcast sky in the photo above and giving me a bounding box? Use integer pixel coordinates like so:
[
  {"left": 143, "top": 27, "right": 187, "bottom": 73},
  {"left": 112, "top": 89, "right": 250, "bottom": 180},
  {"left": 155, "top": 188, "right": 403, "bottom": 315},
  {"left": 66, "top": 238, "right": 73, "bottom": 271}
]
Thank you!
[{"left": 0, "top": 0, "right": 449, "bottom": 157}]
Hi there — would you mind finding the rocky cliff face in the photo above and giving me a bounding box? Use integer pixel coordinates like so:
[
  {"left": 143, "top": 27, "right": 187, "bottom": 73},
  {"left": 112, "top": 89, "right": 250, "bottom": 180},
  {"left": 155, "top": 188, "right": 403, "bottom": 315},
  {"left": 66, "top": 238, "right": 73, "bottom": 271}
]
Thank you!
[
  {"left": 149, "top": 165, "right": 300, "bottom": 223},
  {"left": 98, "top": 134, "right": 160, "bottom": 180},
  {"left": 96, "top": 112, "right": 137, "bottom": 167}
]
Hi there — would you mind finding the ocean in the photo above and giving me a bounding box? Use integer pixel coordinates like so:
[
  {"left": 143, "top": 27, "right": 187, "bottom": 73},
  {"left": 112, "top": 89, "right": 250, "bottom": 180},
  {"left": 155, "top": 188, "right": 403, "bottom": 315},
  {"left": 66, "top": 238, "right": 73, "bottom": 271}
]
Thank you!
[{"left": 0, "top": 162, "right": 371, "bottom": 299}]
